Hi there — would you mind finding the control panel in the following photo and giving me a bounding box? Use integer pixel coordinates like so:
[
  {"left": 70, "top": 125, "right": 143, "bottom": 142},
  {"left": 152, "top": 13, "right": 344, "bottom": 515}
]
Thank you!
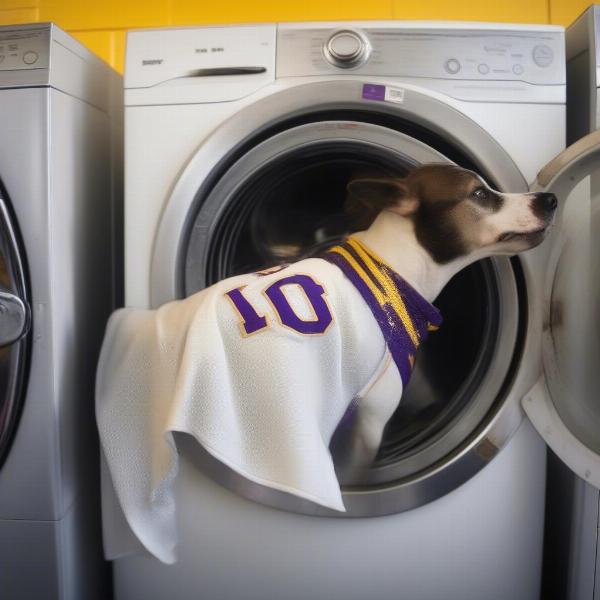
[
  {"left": 124, "top": 24, "right": 276, "bottom": 105},
  {"left": 277, "top": 24, "right": 565, "bottom": 85},
  {"left": 125, "top": 25, "right": 275, "bottom": 90},
  {"left": 0, "top": 27, "right": 49, "bottom": 71}
]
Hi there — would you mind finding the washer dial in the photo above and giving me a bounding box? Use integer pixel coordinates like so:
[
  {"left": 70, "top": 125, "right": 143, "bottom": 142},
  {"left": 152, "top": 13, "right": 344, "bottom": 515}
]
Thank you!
[
  {"left": 323, "top": 30, "right": 371, "bottom": 69},
  {"left": 532, "top": 44, "right": 554, "bottom": 68}
]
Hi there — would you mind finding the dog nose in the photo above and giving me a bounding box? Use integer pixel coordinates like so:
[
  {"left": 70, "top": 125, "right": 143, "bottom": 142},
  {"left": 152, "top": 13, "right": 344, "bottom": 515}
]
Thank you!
[
  {"left": 532, "top": 192, "right": 557, "bottom": 216},
  {"left": 539, "top": 192, "right": 557, "bottom": 211}
]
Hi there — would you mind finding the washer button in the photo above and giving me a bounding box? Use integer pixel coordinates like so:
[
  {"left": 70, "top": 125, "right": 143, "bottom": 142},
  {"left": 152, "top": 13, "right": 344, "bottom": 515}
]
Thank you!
[
  {"left": 477, "top": 63, "right": 490, "bottom": 74},
  {"left": 328, "top": 32, "right": 362, "bottom": 60},
  {"left": 444, "top": 58, "right": 461, "bottom": 74},
  {"left": 23, "top": 51, "right": 38, "bottom": 65},
  {"left": 532, "top": 44, "right": 553, "bottom": 67},
  {"left": 512, "top": 64, "right": 524, "bottom": 75}
]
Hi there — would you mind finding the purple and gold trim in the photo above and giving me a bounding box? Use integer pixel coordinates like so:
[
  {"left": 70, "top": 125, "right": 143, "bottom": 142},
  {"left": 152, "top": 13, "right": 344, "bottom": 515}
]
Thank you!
[{"left": 322, "top": 237, "right": 442, "bottom": 387}]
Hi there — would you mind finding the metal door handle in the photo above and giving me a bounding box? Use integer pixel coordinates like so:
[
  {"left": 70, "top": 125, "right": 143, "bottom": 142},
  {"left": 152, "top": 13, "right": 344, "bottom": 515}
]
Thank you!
[{"left": 0, "top": 290, "right": 29, "bottom": 347}]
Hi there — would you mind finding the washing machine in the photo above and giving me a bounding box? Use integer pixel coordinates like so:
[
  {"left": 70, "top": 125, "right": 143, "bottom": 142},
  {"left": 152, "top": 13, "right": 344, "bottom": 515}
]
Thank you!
[
  {"left": 108, "top": 20, "right": 596, "bottom": 600},
  {"left": 0, "top": 23, "right": 123, "bottom": 599}
]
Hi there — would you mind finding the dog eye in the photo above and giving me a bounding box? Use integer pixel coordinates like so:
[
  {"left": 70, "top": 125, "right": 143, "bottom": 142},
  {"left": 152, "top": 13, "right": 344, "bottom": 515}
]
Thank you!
[{"left": 471, "top": 188, "right": 488, "bottom": 200}]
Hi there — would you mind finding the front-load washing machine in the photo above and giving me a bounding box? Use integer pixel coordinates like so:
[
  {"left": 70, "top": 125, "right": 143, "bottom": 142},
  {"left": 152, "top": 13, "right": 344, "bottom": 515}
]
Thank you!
[
  {"left": 107, "top": 20, "right": 596, "bottom": 600},
  {"left": 0, "top": 23, "right": 123, "bottom": 599}
]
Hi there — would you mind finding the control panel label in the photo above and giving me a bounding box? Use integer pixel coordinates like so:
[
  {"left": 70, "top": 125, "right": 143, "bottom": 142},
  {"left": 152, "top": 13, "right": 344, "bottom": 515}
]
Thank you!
[
  {"left": 384, "top": 86, "right": 405, "bottom": 104},
  {"left": 362, "top": 83, "right": 385, "bottom": 100},
  {"left": 362, "top": 83, "right": 404, "bottom": 104}
]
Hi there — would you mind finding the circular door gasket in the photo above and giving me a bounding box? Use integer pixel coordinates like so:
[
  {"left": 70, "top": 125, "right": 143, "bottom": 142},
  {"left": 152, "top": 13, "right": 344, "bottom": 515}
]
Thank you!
[{"left": 175, "top": 120, "right": 523, "bottom": 516}]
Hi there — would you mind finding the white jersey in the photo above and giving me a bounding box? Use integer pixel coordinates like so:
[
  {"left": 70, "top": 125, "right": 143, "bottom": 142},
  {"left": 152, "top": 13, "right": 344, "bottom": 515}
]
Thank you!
[{"left": 96, "top": 237, "right": 442, "bottom": 564}]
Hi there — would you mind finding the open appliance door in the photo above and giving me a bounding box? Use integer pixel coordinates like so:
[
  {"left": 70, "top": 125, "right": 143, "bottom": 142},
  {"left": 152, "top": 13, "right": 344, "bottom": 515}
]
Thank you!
[{"left": 523, "top": 129, "right": 600, "bottom": 490}]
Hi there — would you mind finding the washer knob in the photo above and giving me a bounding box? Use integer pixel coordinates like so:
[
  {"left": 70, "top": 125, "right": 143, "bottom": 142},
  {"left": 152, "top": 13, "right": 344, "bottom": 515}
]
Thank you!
[
  {"left": 532, "top": 44, "right": 553, "bottom": 67},
  {"left": 323, "top": 30, "right": 370, "bottom": 68},
  {"left": 23, "top": 51, "right": 38, "bottom": 65}
]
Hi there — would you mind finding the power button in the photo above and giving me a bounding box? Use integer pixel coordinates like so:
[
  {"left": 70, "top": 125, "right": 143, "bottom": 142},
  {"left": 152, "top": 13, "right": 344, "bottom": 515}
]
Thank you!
[
  {"left": 444, "top": 58, "right": 461, "bottom": 74},
  {"left": 23, "top": 51, "right": 38, "bottom": 65}
]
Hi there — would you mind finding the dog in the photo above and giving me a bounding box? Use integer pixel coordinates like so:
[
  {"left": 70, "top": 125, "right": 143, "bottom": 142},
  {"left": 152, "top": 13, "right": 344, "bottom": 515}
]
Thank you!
[
  {"left": 330, "top": 163, "right": 557, "bottom": 479},
  {"left": 95, "top": 162, "right": 557, "bottom": 563}
]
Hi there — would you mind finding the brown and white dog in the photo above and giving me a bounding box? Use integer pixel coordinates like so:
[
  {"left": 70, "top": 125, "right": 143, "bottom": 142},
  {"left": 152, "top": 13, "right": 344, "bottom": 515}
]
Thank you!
[
  {"left": 345, "top": 163, "right": 556, "bottom": 300},
  {"left": 332, "top": 163, "right": 557, "bottom": 479}
]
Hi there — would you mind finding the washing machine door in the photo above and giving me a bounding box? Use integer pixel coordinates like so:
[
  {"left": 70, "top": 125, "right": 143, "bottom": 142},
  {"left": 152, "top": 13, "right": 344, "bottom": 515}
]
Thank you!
[
  {"left": 0, "top": 181, "right": 30, "bottom": 470},
  {"left": 523, "top": 129, "right": 600, "bottom": 489}
]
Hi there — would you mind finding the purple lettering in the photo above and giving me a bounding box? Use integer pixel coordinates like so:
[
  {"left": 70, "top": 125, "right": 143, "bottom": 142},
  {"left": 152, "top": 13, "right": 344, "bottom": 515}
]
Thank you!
[
  {"left": 264, "top": 275, "right": 332, "bottom": 335},
  {"left": 225, "top": 286, "right": 268, "bottom": 336}
]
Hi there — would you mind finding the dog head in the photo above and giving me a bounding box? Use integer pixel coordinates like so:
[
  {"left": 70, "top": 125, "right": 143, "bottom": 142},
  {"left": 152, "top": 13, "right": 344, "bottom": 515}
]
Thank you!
[{"left": 345, "top": 163, "right": 557, "bottom": 264}]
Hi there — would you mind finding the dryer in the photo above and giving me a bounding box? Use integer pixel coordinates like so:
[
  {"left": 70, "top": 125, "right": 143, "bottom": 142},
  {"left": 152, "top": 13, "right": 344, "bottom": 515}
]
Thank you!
[
  {"left": 0, "top": 23, "right": 123, "bottom": 599},
  {"left": 567, "top": 4, "right": 600, "bottom": 144},
  {"left": 108, "top": 20, "right": 597, "bottom": 600}
]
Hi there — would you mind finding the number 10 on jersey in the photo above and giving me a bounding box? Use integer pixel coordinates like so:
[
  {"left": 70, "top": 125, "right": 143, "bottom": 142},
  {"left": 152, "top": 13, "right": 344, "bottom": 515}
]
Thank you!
[{"left": 225, "top": 274, "right": 333, "bottom": 337}]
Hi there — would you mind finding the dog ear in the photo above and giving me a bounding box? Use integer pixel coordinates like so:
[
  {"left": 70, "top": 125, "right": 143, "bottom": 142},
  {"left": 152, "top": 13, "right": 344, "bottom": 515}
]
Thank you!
[{"left": 346, "top": 177, "right": 418, "bottom": 217}]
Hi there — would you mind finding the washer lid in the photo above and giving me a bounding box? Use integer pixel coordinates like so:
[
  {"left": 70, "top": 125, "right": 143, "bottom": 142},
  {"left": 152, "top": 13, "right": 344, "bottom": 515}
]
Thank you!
[{"left": 524, "top": 129, "right": 600, "bottom": 489}]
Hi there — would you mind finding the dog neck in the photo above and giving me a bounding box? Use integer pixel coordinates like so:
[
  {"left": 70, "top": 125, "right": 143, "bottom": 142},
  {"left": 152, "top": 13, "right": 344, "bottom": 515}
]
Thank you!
[{"left": 352, "top": 210, "right": 474, "bottom": 303}]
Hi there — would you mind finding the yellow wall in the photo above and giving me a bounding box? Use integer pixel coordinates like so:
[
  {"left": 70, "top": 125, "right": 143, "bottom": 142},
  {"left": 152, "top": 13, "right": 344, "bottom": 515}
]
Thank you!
[{"left": 0, "top": 0, "right": 594, "bottom": 74}]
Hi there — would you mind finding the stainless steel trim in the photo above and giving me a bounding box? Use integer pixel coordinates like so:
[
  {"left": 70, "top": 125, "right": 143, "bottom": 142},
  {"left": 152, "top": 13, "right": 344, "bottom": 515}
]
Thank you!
[{"left": 149, "top": 78, "right": 530, "bottom": 516}]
